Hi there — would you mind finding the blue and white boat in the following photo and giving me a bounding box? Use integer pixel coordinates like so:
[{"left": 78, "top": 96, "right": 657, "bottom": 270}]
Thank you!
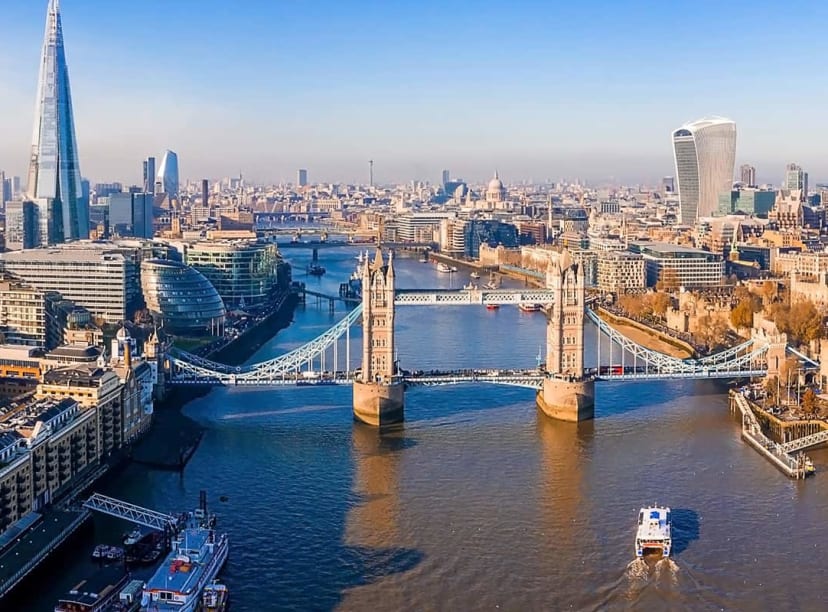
[
  {"left": 140, "top": 508, "right": 228, "bottom": 612},
  {"left": 635, "top": 505, "right": 671, "bottom": 558}
]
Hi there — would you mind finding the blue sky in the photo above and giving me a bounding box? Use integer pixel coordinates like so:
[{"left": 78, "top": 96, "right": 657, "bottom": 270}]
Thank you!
[{"left": 2, "top": 0, "right": 827, "bottom": 186}]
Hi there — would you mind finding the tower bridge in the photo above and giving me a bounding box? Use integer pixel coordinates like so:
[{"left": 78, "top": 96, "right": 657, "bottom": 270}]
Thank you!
[{"left": 167, "top": 248, "right": 814, "bottom": 427}]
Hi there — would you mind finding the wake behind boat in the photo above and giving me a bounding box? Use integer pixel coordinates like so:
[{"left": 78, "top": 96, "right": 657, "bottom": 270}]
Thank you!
[{"left": 635, "top": 505, "right": 671, "bottom": 559}]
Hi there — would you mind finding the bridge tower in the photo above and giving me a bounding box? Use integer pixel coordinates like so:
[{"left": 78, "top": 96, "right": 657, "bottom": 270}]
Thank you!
[
  {"left": 537, "top": 251, "right": 595, "bottom": 422},
  {"left": 353, "top": 248, "right": 404, "bottom": 426}
]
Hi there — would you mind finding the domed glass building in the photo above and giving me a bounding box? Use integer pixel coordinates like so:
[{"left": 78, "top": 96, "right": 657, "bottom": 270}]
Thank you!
[{"left": 141, "top": 259, "right": 225, "bottom": 335}]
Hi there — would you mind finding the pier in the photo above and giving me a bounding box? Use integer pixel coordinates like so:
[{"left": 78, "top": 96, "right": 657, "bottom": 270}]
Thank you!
[
  {"left": 729, "top": 390, "right": 813, "bottom": 479},
  {"left": 0, "top": 509, "right": 91, "bottom": 598}
]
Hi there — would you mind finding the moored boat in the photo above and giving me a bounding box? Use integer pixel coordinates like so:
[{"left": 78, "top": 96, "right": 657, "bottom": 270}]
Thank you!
[
  {"left": 518, "top": 303, "right": 541, "bottom": 312},
  {"left": 55, "top": 566, "right": 130, "bottom": 612},
  {"left": 470, "top": 271, "right": 481, "bottom": 280},
  {"left": 437, "top": 263, "right": 453, "bottom": 273},
  {"left": 635, "top": 505, "right": 671, "bottom": 558},
  {"left": 140, "top": 505, "right": 229, "bottom": 612},
  {"left": 485, "top": 303, "right": 499, "bottom": 310},
  {"left": 201, "top": 581, "right": 230, "bottom": 611}
]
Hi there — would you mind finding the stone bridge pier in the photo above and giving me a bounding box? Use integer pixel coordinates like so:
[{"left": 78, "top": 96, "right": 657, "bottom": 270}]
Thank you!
[
  {"left": 353, "top": 249, "right": 405, "bottom": 427},
  {"left": 536, "top": 252, "right": 595, "bottom": 422}
]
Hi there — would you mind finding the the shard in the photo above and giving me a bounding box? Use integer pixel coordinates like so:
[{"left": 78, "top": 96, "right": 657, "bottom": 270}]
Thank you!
[{"left": 26, "top": 0, "right": 88, "bottom": 244}]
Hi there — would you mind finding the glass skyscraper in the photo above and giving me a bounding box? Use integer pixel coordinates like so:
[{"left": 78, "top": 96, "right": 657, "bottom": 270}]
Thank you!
[
  {"left": 672, "top": 117, "right": 736, "bottom": 224},
  {"left": 26, "top": 0, "right": 88, "bottom": 244},
  {"left": 157, "top": 150, "right": 179, "bottom": 199}
]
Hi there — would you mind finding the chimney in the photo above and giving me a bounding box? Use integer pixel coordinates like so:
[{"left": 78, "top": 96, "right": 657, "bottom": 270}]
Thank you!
[{"left": 124, "top": 340, "right": 132, "bottom": 370}]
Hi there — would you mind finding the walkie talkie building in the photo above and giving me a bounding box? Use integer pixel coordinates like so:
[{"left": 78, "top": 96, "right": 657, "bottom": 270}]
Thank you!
[{"left": 672, "top": 117, "right": 736, "bottom": 224}]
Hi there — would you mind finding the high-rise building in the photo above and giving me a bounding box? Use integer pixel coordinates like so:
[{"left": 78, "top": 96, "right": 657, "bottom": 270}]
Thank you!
[
  {"left": 26, "top": 0, "right": 88, "bottom": 245},
  {"left": 143, "top": 157, "right": 156, "bottom": 194},
  {"left": 4, "top": 201, "right": 40, "bottom": 250},
  {"left": 107, "top": 192, "right": 153, "bottom": 238},
  {"left": 441, "top": 169, "right": 450, "bottom": 187},
  {"left": 201, "top": 179, "right": 209, "bottom": 207},
  {"left": 156, "top": 150, "right": 179, "bottom": 199},
  {"left": 661, "top": 176, "right": 675, "bottom": 194},
  {"left": 672, "top": 117, "right": 736, "bottom": 224},
  {"left": 0, "top": 246, "right": 140, "bottom": 322},
  {"left": 297, "top": 169, "right": 308, "bottom": 187},
  {"left": 784, "top": 163, "right": 808, "bottom": 201},
  {"left": 739, "top": 164, "right": 756, "bottom": 187}
]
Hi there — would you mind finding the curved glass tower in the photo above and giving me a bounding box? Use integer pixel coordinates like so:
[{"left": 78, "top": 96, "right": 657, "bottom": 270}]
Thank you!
[
  {"left": 672, "top": 117, "right": 736, "bottom": 224},
  {"left": 26, "top": 0, "right": 88, "bottom": 244},
  {"left": 156, "top": 150, "right": 179, "bottom": 199}
]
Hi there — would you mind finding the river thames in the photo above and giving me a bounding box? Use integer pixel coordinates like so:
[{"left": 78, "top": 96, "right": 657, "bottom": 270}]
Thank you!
[{"left": 26, "top": 245, "right": 828, "bottom": 611}]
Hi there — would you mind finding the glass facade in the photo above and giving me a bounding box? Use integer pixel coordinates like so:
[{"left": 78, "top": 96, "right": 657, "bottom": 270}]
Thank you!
[
  {"left": 184, "top": 241, "right": 289, "bottom": 308},
  {"left": 156, "top": 151, "right": 179, "bottom": 199},
  {"left": 672, "top": 118, "right": 736, "bottom": 224},
  {"left": 463, "top": 220, "right": 519, "bottom": 258},
  {"left": 26, "top": 0, "right": 88, "bottom": 244},
  {"left": 141, "top": 260, "right": 225, "bottom": 335}
]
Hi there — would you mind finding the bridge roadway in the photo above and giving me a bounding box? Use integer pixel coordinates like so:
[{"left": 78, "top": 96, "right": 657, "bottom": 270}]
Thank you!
[
  {"left": 169, "top": 365, "right": 771, "bottom": 387},
  {"left": 274, "top": 240, "right": 436, "bottom": 250},
  {"left": 395, "top": 288, "right": 557, "bottom": 306}
]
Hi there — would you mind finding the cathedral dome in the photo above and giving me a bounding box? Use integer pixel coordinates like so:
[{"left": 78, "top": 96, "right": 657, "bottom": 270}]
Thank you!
[{"left": 487, "top": 175, "right": 504, "bottom": 192}]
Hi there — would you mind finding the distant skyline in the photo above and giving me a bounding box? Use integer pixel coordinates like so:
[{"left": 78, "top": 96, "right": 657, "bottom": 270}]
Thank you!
[{"left": 2, "top": 1, "right": 828, "bottom": 186}]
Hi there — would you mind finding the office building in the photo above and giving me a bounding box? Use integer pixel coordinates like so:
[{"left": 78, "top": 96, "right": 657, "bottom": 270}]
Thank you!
[
  {"left": 297, "top": 169, "right": 308, "bottom": 187},
  {"left": 141, "top": 259, "right": 226, "bottom": 335},
  {"left": 441, "top": 169, "right": 451, "bottom": 187},
  {"left": 4, "top": 201, "right": 40, "bottom": 250},
  {"left": 156, "top": 150, "right": 179, "bottom": 199},
  {"left": 463, "top": 220, "right": 519, "bottom": 258},
  {"left": 629, "top": 241, "right": 725, "bottom": 288},
  {"left": 739, "top": 164, "right": 756, "bottom": 187},
  {"left": 0, "top": 247, "right": 140, "bottom": 322},
  {"left": 784, "top": 163, "right": 808, "bottom": 201},
  {"left": 661, "top": 176, "right": 675, "bottom": 194},
  {"left": 201, "top": 179, "right": 209, "bottom": 208},
  {"left": 596, "top": 251, "right": 645, "bottom": 293},
  {"left": 26, "top": 0, "right": 89, "bottom": 245},
  {"left": 396, "top": 212, "right": 456, "bottom": 242},
  {"left": 717, "top": 188, "right": 775, "bottom": 217},
  {"left": 0, "top": 171, "right": 8, "bottom": 206},
  {"left": 107, "top": 193, "right": 154, "bottom": 239},
  {"left": 672, "top": 117, "right": 737, "bottom": 224},
  {"left": 143, "top": 157, "right": 156, "bottom": 194},
  {"left": 183, "top": 240, "right": 289, "bottom": 308}
]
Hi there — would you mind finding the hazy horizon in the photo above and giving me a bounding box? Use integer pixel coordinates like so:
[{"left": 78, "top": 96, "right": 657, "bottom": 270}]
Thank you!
[{"left": 2, "top": 0, "right": 828, "bottom": 187}]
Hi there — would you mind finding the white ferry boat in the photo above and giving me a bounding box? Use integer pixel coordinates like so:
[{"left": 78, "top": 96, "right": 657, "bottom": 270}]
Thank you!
[
  {"left": 140, "top": 507, "right": 228, "bottom": 612},
  {"left": 635, "top": 505, "right": 671, "bottom": 558},
  {"left": 437, "top": 263, "right": 454, "bottom": 273}
]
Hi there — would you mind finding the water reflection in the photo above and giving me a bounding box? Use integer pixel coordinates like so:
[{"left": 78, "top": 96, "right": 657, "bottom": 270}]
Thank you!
[{"left": 341, "top": 423, "right": 422, "bottom": 601}]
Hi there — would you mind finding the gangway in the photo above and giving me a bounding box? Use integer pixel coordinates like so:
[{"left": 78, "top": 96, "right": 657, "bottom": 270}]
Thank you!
[
  {"left": 83, "top": 493, "right": 178, "bottom": 532},
  {"left": 781, "top": 429, "right": 828, "bottom": 453}
]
